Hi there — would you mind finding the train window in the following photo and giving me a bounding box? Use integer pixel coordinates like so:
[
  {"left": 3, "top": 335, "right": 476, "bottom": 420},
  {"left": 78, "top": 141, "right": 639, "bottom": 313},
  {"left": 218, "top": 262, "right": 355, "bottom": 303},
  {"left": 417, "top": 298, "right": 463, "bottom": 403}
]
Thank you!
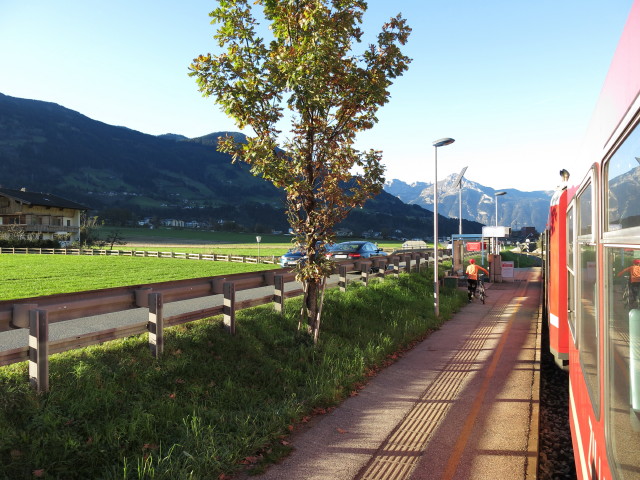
[
  {"left": 567, "top": 205, "right": 576, "bottom": 337},
  {"left": 578, "top": 184, "right": 593, "bottom": 237},
  {"left": 577, "top": 181, "right": 600, "bottom": 415},
  {"left": 605, "top": 121, "right": 640, "bottom": 232},
  {"left": 605, "top": 247, "right": 640, "bottom": 480},
  {"left": 567, "top": 206, "right": 575, "bottom": 268},
  {"left": 578, "top": 243, "right": 599, "bottom": 413}
]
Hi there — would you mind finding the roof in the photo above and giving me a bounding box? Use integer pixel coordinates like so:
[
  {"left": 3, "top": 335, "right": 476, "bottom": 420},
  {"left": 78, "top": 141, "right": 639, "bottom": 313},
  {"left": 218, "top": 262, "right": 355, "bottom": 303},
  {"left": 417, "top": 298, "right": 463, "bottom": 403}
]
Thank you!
[{"left": 0, "top": 188, "right": 89, "bottom": 210}]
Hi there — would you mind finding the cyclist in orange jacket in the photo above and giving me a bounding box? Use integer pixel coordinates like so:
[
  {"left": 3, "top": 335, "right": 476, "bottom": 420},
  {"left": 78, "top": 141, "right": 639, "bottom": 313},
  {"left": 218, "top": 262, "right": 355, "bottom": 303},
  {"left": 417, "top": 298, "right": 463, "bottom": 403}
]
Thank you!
[
  {"left": 466, "top": 259, "right": 489, "bottom": 302},
  {"left": 617, "top": 258, "right": 640, "bottom": 305}
]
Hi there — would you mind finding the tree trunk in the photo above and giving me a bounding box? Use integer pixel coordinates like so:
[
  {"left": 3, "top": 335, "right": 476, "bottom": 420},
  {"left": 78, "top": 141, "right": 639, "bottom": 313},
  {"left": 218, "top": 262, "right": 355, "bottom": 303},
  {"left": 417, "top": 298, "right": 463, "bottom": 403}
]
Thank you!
[{"left": 305, "top": 278, "right": 320, "bottom": 341}]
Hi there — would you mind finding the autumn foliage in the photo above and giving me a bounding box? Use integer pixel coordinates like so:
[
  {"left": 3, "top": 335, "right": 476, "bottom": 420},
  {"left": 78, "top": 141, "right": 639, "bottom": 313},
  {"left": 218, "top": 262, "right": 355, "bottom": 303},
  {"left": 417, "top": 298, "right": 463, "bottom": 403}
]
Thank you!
[{"left": 190, "top": 0, "right": 411, "bottom": 342}]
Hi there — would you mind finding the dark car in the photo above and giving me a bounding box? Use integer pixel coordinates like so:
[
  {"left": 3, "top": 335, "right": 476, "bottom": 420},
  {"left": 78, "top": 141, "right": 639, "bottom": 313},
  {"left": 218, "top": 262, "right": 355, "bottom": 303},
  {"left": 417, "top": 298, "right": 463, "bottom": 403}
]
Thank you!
[
  {"left": 279, "top": 248, "right": 305, "bottom": 267},
  {"left": 325, "top": 241, "right": 387, "bottom": 260}
]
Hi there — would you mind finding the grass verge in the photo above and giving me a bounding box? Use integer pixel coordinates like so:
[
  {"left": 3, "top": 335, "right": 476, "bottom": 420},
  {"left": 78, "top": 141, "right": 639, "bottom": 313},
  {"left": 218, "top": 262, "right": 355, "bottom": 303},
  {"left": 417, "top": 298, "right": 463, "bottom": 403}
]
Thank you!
[{"left": 0, "top": 271, "right": 466, "bottom": 479}]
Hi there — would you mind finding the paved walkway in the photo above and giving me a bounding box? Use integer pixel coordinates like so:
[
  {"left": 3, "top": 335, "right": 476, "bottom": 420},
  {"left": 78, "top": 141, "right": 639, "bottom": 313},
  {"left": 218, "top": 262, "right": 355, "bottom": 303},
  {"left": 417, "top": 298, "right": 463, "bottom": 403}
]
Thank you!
[{"left": 252, "top": 268, "right": 541, "bottom": 480}]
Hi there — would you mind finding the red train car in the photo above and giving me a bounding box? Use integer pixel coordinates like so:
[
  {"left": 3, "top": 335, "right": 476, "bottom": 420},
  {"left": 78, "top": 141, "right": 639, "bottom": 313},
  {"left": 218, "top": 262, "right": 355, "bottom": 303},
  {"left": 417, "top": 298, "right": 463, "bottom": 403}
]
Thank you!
[
  {"left": 543, "top": 1, "right": 640, "bottom": 478},
  {"left": 545, "top": 179, "right": 577, "bottom": 369}
]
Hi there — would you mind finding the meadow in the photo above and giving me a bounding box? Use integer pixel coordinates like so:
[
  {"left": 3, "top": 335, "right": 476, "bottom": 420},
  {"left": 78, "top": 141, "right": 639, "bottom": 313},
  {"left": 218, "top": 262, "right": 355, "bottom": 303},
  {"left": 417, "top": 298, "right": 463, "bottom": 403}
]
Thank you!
[
  {"left": 103, "top": 227, "right": 404, "bottom": 256},
  {"left": 0, "top": 255, "right": 277, "bottom": 301}
]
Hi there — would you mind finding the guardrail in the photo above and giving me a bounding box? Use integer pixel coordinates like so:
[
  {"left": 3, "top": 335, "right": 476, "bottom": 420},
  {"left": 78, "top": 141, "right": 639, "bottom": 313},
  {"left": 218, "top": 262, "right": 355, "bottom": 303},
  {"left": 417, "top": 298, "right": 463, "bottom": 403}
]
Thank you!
[
  {"left": 0, "top": 246, "right": 453, "bottom": 265},
  {"left": 0, "top": 251, "right": 444, "bottom": 391}
]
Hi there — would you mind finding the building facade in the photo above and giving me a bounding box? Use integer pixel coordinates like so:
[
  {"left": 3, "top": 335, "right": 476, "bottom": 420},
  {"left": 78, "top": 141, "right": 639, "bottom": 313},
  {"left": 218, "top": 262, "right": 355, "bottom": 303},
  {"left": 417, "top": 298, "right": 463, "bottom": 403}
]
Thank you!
[{"left": 0, "top": 188, "right": 88, "bottom": 244}]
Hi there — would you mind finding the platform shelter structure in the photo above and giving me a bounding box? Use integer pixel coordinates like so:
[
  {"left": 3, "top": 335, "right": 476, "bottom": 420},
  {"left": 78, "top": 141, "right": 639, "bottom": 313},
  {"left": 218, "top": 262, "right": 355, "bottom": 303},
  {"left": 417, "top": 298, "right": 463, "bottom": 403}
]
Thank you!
[{"left": 450, "top": 233, "right": 487, "bottom": 275}]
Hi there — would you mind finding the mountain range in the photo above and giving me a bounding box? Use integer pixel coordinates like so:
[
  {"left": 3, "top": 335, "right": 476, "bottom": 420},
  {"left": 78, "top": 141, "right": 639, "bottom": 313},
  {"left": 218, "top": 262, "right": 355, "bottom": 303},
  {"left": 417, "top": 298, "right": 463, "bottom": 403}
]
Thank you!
[
  {"left": 0, "top": 92, "right": 559, "bottom": 238},
  {"left": 384, "top": 177, "right": 553, "bottom": 233},
  {"left": 0, "top": 92, "right": 490, "bottom": 239}
]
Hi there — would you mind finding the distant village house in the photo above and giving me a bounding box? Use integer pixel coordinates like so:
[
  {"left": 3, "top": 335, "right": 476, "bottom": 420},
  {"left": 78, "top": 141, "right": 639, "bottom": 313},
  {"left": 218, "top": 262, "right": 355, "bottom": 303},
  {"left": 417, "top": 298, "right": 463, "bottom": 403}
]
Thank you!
[{"left": 0, "top": 187, "right": 88, "bottom": 244}]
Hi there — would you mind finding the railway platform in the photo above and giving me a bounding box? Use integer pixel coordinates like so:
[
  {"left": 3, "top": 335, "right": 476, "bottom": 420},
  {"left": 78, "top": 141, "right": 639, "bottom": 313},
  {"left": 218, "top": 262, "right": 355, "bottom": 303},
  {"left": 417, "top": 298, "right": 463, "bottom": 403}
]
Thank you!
[{"left": 252, "top": 268, "right": 541, "bottom": 480}]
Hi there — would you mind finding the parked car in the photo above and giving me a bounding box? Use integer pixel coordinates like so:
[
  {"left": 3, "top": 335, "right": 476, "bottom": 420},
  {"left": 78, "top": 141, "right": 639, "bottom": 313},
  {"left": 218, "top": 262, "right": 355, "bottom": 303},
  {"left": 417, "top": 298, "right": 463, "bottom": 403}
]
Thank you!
[
  {"left": 325, "top": 241, "right": 387, "bottom": 260},
  {"left": 278, "top": 248, "right": 306, "bottom": 267}
]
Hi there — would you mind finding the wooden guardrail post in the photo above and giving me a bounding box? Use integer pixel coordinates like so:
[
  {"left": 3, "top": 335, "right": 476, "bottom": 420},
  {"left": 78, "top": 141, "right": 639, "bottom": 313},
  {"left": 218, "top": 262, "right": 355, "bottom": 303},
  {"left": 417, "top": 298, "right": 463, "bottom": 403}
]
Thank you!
[
  {"left": 223, "top": 282, "right": 236, "bottom": 334},
  {"left": 148, "top": 293, "right": 164, "bottom": 358},
  {"left": 407, "top": 254, "right": 414, "bottom": 272},
  {"left": 339, "top": 265, "right": 348, "bottom": 292},
  {"left": 29, "top": 309, "right": 49, "bottom": 392},
  {"left": 360, "top": 261, "right": 371, "bottom": 286},
  {"left": 415, "top": 253, "right": 422, "bottom": 273},
  {"left": 274, "top": 275, "right": 285, "bottom": 314},
  {"left": 374, "top": 259, "right": 386, "bottom": 278},
  {"left": 393, "top": 257, "right": 400, "bottom": 277}
]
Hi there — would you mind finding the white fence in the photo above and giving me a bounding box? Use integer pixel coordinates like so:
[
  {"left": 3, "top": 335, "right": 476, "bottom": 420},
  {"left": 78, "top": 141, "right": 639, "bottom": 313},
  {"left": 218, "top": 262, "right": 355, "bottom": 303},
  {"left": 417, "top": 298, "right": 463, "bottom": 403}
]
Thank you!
[{"left": 0, "top": 247, "right": 276, "bottom": 264}]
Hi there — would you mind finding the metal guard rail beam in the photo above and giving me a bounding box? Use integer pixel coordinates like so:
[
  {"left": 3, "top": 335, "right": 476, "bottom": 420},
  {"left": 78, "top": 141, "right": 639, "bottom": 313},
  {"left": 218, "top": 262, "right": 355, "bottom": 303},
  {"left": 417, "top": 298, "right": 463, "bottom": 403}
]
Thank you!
[
  {"left": 0, "top": 252, "right": 440, "bottom": 380},
  {"left": 0, "top": 251, "right": 445, "bottom": 332}
]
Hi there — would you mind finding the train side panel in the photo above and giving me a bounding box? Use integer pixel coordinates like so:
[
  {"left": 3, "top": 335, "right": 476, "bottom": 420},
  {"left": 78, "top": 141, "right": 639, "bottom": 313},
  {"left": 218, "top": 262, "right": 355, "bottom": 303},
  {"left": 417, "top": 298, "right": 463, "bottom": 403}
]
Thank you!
[
  {"left": 564, "top": 1, "right": 640, "bottom": 478},
  {"left": 547, "top": 190, "right": 570, "bottom": 368}
]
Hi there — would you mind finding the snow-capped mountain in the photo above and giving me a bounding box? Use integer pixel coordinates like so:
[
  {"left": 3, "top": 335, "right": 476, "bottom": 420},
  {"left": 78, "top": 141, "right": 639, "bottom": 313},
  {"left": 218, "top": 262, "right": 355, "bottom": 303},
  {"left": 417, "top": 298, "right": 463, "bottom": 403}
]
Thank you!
[{"left": 384, "top": 175, "right": 554, "bottom": 233}]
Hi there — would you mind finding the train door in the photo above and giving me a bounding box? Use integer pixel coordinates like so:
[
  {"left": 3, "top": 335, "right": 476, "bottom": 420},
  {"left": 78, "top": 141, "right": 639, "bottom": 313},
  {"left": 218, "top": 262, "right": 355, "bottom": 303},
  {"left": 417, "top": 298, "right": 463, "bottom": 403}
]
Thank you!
[
  {"left": 567, "top": 203, "right": 576, "bottom": 340},
  {"left": 548, "top": 187, "right": 570, "bottom": 368}
]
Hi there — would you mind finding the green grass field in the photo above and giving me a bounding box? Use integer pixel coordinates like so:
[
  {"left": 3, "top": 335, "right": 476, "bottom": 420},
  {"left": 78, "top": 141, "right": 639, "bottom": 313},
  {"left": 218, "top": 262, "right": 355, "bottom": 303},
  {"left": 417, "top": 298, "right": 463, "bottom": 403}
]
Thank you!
[
  {"left": 0, "top": 255, "right": 277, "bottom": 301},
  {"left": 0, "top": 229, "right": 408, "bottom": 301},
  {"left": 113, "top": 227, "right": 293, "bottom": 245},
  {"left": 103, "top": 227, "right": 404, "bottom": 256}
]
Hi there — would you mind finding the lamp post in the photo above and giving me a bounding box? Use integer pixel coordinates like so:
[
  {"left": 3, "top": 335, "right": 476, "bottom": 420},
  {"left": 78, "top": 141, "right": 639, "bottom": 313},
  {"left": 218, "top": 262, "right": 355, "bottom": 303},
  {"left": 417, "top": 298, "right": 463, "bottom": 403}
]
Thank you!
[
  {"left": 453, "top": 166, "right": 468, "bottom": 235},
  {"left": 432, "top": 137, "right": 455, "bottom": 317},
  {"left": 494, "top": 191, "right": 507, "bottom": 226},
  {"left": 494, "top": 191, "right": 506, "bottom": 256}
]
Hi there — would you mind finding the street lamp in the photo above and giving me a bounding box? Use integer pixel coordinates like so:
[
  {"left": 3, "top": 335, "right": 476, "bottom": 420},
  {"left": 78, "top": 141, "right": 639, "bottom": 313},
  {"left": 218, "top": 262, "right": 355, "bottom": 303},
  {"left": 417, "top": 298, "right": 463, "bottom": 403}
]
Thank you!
[
  {"left": 453, "top": 166, "right": 468, "bottom": 235},
  {"left": 494, "top": 191, "right": 507, "bottom": 226},
  {"left": 493, "top": 191, "right": 507, "bottom": 256},
  {"left": 432, "top": 137, "right": 455, "bottom": 317}
]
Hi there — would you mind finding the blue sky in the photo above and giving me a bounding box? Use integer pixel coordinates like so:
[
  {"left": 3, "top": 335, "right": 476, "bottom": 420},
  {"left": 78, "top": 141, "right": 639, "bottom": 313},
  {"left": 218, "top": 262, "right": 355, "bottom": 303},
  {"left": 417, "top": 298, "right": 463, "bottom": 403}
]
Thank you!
[{"left": 0, "top": 1, "right": 634, "bottom": 192}]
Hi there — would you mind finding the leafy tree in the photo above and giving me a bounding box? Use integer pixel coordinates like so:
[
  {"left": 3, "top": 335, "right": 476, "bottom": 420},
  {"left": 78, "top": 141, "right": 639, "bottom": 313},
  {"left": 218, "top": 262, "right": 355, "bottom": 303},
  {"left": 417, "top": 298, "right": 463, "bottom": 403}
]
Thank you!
[
  {"left": 105, "top": 230, "right": 128, "bottom": 250},
  {"left": 79, "top": 214, "right": 104, "bottom": 247},
  {"left": 190, "top": 0, "right": 411, "bottom": 342},
  {"left": 0, "top": 224, "right": 27, "bottom": 244}
]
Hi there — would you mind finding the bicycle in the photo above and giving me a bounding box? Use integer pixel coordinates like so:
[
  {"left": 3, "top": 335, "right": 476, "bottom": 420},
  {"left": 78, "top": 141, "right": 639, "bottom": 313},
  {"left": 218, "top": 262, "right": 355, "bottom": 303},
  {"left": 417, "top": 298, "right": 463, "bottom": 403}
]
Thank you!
[
  {"left": 622, "top": 278, "right": 640, "bottom": 310},
  {"left": 478, "top": 276, "right": 486, "bottom": 304}
]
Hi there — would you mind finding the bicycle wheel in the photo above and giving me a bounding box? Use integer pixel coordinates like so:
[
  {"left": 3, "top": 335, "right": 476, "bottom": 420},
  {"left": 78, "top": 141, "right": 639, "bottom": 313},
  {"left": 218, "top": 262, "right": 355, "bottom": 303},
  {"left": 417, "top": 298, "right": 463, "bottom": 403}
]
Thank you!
[
  {"left": 480, "top": 287, "right": 485, "bottom": 304},
  {"left": 623, "top": 284, "right": 631, "bottom": 310}
]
